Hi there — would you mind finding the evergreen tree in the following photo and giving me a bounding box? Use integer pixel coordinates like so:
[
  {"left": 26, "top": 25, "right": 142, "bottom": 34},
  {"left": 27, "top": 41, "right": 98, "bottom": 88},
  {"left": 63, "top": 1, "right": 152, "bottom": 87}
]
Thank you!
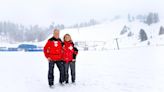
[
  {"left": 145, "top": 13, "right": 159, "bottom": 25},
  {"left": 159, "top": 26, "right": 164, "bottom": 35},
  {"left": 139, "top": 29, "right": 148, "bottom": 41},
  {"left": 120, "top": 25, "right": 129, "bottom": 35}
]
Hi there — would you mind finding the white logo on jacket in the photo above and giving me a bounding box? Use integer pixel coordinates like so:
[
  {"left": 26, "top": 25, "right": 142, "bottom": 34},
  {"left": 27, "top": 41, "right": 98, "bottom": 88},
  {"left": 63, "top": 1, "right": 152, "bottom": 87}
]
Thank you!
[
  {"left": 54, "top": 41, "right": 58, "bottom": 47},
  {"left": 68, "top": 46, "right": 73, "bottom": 50}
]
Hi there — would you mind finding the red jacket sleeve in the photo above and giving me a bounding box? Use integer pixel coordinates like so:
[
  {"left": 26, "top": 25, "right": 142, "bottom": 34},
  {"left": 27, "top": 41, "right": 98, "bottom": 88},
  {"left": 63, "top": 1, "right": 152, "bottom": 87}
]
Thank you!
[{"left": 44, "top": 40, "right": 51, "bottom": 58}]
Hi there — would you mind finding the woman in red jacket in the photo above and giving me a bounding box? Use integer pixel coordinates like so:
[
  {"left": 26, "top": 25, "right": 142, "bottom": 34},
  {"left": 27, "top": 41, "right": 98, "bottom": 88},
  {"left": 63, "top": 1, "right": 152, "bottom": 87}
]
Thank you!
[{"left": 63, "top": 34, "right": 78, "bottom": 83}]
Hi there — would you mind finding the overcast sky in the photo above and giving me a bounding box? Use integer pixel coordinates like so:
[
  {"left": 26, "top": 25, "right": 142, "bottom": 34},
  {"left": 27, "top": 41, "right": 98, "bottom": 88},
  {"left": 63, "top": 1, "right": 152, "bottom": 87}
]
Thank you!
[{"left": 0, "top": 0, "right": 163, "bottom": 27}]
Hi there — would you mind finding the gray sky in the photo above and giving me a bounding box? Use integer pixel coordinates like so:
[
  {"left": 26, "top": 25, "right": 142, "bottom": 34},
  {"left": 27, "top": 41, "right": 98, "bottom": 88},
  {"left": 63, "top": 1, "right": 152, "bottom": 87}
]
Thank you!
[{"left": 0, "top": 0, "right": 163, "bottom": 27}]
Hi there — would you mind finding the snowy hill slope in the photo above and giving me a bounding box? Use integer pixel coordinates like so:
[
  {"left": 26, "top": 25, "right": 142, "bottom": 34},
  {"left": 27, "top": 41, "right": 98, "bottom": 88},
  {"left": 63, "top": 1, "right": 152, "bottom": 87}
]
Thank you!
[
  {"left": 40, "top": 18, "right": 164, "bottom": 50},
  {"left": 1, "top": 18, "right": 164, "bottom": 51}
]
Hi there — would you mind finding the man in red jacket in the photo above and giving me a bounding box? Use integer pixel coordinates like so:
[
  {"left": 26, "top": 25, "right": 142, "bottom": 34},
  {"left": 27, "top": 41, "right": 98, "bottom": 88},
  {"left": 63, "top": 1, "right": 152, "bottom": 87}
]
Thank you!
[{"left": 44, "top": 29, "right": 64, "bottom": 88}]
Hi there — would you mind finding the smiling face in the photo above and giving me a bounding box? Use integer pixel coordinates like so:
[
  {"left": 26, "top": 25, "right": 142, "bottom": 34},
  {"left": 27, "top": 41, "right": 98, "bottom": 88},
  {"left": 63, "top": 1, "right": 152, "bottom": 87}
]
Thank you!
[{"left": 64, "top": 34, "right": 72, "bottom": 42}]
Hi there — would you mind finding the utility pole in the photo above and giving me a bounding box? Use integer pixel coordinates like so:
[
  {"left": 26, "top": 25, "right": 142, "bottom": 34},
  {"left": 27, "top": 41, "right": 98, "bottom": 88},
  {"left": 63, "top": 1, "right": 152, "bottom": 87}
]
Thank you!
[{"left": 115, "top": 38, "right": 120, "bottom": 50}]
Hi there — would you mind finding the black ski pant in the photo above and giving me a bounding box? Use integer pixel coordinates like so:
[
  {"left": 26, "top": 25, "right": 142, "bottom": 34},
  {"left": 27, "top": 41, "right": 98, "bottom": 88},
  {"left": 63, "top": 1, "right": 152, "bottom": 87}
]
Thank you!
[{"left": 48, "top": 60, "right": 65, "bottom": 86}]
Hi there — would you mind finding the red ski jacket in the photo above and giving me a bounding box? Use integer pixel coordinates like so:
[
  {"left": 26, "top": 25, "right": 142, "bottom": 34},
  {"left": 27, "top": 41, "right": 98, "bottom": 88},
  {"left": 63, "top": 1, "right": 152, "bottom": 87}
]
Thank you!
[
  {"left": 44, "top": 37, "right": 63, "bottom": 61},
  {"left": 62, "top": 41, "right": 78, "bottom": 63}
]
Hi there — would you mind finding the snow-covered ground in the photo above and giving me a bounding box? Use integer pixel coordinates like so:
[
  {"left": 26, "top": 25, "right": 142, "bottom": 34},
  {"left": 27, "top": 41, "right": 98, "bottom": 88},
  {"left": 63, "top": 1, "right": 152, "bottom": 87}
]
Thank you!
[
  {"left": 0, "top": 15, "right": 164, "bottom": 92},
  {"left": 0, "top": 46, "right": 164, "bottom": 92}
]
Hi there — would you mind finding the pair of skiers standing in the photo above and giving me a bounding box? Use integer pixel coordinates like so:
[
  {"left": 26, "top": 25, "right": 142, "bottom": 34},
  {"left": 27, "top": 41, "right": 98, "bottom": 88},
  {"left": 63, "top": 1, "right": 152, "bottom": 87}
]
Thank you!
[{"left": 43, "top": 29, "right": 78, "bottom": 88}]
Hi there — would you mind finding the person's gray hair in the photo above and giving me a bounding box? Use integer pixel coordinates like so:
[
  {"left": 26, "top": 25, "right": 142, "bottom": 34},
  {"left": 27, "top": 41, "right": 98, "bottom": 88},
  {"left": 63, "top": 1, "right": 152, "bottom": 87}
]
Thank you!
[{"left": 53, "top": 28, "right": 60, "bottom": 32}]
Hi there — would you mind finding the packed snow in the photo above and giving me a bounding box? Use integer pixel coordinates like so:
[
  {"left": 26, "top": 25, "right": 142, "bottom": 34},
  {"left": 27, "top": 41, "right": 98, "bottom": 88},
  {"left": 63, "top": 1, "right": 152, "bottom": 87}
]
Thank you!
[{"left": 0, "top": 46, "right": 164, "bottom": 92}]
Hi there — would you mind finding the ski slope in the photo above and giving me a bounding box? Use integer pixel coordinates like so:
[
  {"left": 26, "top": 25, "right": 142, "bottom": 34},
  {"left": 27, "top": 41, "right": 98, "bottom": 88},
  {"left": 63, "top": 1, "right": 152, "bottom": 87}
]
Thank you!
[
  {"left": 40, "top": 19, "right": 164, "bottom": 50},
  {"left": 1, "top": 18, "right": 164, "bottom": 51},
  {"left": 0, "top": 46, "right": 164, "bottom": 92}
]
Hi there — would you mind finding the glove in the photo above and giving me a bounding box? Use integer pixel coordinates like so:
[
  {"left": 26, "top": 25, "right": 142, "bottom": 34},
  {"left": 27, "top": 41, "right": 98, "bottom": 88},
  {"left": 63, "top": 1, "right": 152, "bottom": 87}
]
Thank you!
[{"left": 72, "top": 59, "right": 76, "bottom": 62}]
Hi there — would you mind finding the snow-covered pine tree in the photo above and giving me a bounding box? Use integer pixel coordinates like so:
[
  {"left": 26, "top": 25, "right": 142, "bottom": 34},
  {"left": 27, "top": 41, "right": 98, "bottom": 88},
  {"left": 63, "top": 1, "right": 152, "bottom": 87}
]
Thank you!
[{"left": 139, "top": 29, "right": 148, "bottom": 42}]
